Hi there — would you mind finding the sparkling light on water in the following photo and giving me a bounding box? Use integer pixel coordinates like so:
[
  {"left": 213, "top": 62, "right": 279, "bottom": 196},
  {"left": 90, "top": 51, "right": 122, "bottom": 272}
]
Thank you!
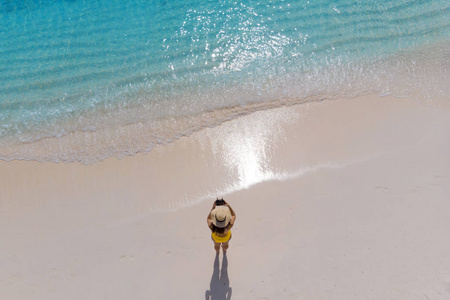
[{"left": 0, "top": 0, "right": 449, "bottom": 162}]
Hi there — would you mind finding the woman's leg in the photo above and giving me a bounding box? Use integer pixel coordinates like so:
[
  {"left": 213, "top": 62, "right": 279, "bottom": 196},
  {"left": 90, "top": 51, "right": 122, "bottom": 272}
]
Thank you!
[
  {"left": 214, "top": 242, "right": 221, "bottom": 253},
  {"left": 222, "top": 242, "right": 229, "bottom": 252}
]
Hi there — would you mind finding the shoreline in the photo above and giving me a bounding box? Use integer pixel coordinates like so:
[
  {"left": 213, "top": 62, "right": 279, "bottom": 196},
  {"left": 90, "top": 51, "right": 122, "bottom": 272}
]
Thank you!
[
  {"left": 1, "top": 94, "right": 450, "bottom": 299},
  {"left": 1, "top": 94, "right": 444, "bottom": 211}
]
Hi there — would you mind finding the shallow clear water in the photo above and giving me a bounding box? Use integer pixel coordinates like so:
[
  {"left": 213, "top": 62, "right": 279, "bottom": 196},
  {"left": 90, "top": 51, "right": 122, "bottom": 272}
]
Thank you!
[{"left": 0, "top": 0, "right": 449, "bottom": 163}]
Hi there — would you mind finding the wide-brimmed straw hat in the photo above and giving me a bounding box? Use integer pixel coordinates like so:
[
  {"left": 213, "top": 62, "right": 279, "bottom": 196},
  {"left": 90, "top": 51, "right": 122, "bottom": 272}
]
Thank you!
[{"left": 210, "top": 206, "right": 231, "bottom": 228}]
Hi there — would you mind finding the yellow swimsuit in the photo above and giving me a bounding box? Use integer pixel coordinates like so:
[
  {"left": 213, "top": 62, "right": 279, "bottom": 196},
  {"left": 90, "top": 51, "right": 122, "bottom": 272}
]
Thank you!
[{"left": 211, "top": 230, "right": 231, "bottom": 243}]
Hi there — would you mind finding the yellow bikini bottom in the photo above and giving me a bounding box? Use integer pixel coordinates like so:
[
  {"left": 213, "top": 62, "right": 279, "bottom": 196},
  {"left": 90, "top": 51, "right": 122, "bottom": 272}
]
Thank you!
[{"left": 211, "top": 231, "right": 231, "bottom": 243}]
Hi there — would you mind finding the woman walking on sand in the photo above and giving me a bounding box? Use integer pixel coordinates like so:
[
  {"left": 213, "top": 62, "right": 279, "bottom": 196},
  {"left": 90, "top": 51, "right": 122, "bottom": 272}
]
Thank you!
[{"left": 207, "top": 199, "right": 236, "bottom": 254}]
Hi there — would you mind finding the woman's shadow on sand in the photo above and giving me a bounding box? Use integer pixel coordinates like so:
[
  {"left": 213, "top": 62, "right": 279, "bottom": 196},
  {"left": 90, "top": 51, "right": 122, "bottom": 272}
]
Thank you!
[{"left": 205, "top": 253, "right": 232, "bottom": 300}]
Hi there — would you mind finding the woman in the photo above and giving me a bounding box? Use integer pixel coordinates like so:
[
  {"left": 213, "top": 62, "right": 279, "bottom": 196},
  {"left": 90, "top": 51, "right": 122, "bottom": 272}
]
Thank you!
[{"left": 207, "top": 199, "right": 236, "bottom": 254}]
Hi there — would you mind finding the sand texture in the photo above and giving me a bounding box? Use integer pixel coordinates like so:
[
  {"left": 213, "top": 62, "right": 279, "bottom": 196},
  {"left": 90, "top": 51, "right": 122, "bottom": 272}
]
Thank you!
[{"left": 1, "top": 95, "right": 450, "bottom": 299}]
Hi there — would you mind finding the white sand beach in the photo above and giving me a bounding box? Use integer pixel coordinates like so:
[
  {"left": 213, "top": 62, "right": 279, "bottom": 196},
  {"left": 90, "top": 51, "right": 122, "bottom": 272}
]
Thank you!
[{"left": 1, "top": 95, "right": 450, "bottom": 299}]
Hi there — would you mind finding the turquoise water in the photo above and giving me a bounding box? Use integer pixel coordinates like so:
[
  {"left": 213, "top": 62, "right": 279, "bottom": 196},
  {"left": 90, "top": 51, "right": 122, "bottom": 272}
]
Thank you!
[{"left": 1, "top": 0, "right": 449, "bottom": 163}]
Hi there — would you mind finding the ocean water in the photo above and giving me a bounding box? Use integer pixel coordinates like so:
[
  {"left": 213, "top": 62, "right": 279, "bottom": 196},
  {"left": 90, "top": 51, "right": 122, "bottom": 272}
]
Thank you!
[{"left": 0, "top": 0, "right": 449, "bottom": 163}]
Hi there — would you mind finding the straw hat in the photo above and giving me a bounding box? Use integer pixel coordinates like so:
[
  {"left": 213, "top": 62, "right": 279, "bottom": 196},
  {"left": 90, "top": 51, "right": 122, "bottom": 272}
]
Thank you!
[{"left": 210, "top": 206, "right": 231, "bottom": 228}]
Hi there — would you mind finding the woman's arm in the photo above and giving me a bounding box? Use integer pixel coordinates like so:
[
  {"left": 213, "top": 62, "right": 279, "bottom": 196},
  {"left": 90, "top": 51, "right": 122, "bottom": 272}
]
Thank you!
[
  {"left": 224, "top": 201, "right": 236, "bottom": 225},
  {"left": 207, "top": 202, "right": 216, "bottom": 227}
]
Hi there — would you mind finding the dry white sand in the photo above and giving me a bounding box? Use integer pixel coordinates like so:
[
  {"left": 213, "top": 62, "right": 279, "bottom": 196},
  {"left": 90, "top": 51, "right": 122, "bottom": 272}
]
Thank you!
[{"left": 1, "top": 95, "right": 450, "bottom": 299}]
